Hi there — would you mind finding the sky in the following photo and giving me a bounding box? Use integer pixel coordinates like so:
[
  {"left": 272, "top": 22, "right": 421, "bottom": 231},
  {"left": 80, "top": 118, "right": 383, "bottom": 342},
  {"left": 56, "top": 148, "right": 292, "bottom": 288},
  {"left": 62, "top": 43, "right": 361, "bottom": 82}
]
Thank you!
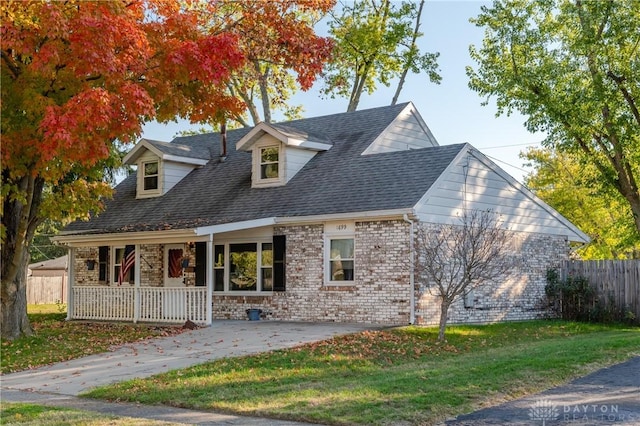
[{"left": 141, "top": 1, "right": 545, "bottom": 184}]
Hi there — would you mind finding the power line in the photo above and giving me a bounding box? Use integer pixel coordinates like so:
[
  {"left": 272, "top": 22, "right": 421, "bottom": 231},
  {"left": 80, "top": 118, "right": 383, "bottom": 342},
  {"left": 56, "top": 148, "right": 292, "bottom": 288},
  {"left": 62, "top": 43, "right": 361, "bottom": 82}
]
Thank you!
[
  {"left": 484, "top": 154, "right": 531, "bottom": 175},
  {"left": 480, "top": 142, "right": 542, "bottom": 150}
]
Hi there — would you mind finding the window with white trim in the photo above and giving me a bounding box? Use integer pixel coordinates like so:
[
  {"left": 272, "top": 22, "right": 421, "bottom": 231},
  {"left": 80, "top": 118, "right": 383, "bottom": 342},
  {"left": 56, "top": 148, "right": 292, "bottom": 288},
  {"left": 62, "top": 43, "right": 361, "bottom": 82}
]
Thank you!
[
  {"left": 259, "top": 146, "right": 279, "bottom": 180},
  {"left": 212, "top": 241, "right": 273, "bottom": 293},
  {"left": 142, "top": 161, "right": 159, "bottom": 191},
  {"left": 112, "top": 246, "right": 134, "bottom": 285},
  {"left": 325, "top": 221, "right": 355, "bottom": 285}
]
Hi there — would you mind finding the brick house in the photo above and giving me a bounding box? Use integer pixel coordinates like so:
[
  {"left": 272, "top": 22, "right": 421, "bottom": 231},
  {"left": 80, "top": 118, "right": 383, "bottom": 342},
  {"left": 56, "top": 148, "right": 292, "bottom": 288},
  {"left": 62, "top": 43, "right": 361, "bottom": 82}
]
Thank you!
[{"left": 55, "top": 103, "right": 589, "bottom": 326}]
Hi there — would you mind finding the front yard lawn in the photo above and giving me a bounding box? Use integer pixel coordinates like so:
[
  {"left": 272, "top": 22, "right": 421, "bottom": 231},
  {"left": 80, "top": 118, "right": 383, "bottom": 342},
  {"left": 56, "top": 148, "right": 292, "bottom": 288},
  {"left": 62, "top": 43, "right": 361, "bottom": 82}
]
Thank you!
[
  {"left": 1, "top": 305, "right": 184, "bottom": 374},
  {"left": 85, "top": 321, "right": 640, "bottom": 426},
  {"left": 0, "top": 403, "right": 185, "bottom": 426}
]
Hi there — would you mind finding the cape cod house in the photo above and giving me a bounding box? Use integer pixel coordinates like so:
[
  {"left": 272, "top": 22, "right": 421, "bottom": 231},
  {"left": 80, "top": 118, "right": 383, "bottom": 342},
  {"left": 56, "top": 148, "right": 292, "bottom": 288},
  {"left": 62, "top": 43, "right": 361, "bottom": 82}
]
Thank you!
[{"left": 55, "top": 103, "right": 589, "bottom": 326}]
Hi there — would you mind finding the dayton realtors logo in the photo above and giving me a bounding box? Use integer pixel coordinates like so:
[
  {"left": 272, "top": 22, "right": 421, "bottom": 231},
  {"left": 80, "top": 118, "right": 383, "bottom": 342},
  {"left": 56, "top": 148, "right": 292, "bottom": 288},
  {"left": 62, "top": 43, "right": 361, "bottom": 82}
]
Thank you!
[
  {"left": 529, "top": 399, "right": 559, "bottom": 425},
  {"left": 529, "top": 399, "right": 630, "bottom": 424}
]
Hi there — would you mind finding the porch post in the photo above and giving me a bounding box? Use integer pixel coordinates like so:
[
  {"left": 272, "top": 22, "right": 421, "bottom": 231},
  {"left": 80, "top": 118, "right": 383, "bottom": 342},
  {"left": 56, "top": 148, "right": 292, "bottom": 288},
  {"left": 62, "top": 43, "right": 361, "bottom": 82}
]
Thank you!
[
  {"left": 133, "top": 244, "right": 141, "bottom": 323},
  {"left": 66, "top": 247, "right": 75, "bottom": 321},
  {"left": 206, "top": 234, "right": 213, "bottom": 326}
]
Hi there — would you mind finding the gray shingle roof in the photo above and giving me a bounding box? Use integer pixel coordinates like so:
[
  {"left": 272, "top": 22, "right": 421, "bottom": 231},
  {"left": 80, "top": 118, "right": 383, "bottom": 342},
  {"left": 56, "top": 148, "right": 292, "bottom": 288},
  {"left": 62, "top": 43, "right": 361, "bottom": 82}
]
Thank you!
[
  {"left": 65, "top": 104, "right": 466, "bottom": 234},
  {"left": 145, "top": 139, "right": 211, "bottom": 160}
]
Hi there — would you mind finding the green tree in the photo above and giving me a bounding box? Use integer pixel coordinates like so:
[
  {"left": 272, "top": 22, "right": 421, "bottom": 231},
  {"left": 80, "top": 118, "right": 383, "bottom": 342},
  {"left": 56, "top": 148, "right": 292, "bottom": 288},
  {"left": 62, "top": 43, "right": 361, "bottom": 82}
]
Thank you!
[
  {"left": 467, "top": 0, "right": 640, "bottom": 237},
  {"left": 29, "top": 220, "right": 67, "bottom": 264},
  {"left": 522, "top": 147, "right": 639, "bottom": 259},
  {"left": 1, "top": 0, "right": 333, "bottom": 340},
  {"left": 323, "top": 0, "right": 440, "bottom": 112}
]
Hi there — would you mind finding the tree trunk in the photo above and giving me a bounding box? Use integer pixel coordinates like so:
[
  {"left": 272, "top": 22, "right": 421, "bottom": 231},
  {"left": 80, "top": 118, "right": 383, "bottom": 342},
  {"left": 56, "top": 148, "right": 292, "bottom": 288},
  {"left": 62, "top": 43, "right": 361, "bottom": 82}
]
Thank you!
[
  {"left": 1, "top": 173, "right": 43, "bottom": 340},
  {"left": 1, "top": 252, "right": 32, "bottom": 340},
  {"left": 257, "top": 62, "right": 272, "bottom": 124},
  {"left": 437, "top": 299, "right": 451, "bottom": 341},
  {"left": 391, "top": 0, "right": 424, "bottom": 105}
]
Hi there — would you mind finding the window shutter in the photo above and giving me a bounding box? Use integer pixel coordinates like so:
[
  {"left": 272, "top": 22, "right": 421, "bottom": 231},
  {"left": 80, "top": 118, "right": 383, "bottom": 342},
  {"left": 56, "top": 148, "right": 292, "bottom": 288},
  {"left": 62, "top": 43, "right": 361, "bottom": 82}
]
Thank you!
[
  {"left": 273, "top": 235, "right": 286, "bottom": 291},
  {"left": 98, "top": 246, "right": 109, "bottom": 282},
  {"left": 195, "top": 242, "right": 206, "bottom": 286}
]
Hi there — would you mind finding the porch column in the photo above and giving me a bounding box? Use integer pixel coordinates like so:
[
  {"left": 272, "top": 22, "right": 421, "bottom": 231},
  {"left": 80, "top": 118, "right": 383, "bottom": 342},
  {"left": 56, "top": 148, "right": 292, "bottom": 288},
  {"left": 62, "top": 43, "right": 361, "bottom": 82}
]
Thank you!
[
  {"left": 133, "top": 244, "right": 141, "bottom": 323},
  {"left": 206, "top": 234, "right": 213, "bottom": 325},
  {"left": 66, "top": 247, "right": 75, "bottom": 321}
]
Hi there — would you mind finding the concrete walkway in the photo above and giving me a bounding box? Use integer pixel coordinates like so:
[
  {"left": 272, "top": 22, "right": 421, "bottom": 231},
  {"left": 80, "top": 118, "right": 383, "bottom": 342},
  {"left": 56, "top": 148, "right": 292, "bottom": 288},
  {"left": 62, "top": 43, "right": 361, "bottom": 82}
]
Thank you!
[
  {"left": 1, "top": 320, "right": 372, "bottom": 396},
  {"left": 1, "top": 320, "right": 373, "bottom": 425}
]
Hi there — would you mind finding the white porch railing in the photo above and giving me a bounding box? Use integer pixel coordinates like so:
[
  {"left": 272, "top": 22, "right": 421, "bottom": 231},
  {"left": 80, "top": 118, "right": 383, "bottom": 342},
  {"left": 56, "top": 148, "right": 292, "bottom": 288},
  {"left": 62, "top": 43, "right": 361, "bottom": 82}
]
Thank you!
[{"left": 71, "top": 286, "right": 208, "bottom": 324}]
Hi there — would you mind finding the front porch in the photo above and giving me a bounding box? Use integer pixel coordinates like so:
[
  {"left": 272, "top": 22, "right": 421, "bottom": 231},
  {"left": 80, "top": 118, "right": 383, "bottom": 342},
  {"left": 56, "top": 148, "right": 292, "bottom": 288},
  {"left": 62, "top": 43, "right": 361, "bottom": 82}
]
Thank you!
[
  {"left": 66, "top": 239, "right": 214, "bottom": 325},
  {"left": 70, "top": 286, "right": 209, "bottom": 324}
]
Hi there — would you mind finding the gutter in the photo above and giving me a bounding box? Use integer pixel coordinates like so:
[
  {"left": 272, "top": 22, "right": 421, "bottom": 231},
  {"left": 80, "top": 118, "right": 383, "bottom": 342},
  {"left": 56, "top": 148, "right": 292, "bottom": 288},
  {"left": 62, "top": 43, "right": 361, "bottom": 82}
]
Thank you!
[
  {"left": 275, "top": 208, "right": 414, "bottom": 225},
  {"left": 403, "top": 213, "right": 416, "bottom": 325}
]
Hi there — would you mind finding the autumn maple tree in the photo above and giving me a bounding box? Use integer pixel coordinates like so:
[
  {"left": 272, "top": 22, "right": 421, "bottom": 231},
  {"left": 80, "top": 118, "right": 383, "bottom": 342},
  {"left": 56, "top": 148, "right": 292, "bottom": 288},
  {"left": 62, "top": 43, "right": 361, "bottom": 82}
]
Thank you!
[{"left": 1, "top": 0, "right": 333, "bottom": 340}]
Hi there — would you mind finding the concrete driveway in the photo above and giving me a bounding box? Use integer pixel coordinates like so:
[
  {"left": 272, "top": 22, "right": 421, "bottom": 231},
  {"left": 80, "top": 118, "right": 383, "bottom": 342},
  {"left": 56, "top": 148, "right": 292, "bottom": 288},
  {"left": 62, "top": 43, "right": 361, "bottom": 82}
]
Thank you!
[{"left": 1, "top": 320, "right": 372, "bottom": 396}]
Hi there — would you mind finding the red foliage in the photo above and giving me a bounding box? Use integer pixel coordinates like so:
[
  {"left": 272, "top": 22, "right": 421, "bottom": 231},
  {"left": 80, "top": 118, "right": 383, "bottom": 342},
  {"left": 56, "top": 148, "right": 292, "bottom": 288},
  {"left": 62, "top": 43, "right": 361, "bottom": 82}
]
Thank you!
[{"left": 1, "top": 0, "right": 334, "bottom": 176}]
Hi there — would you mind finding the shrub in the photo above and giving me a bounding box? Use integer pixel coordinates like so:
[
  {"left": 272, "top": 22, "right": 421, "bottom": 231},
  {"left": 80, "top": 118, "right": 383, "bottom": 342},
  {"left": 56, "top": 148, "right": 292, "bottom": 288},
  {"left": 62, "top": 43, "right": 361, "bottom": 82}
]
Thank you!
[{"left": 545, "top": 269, "right": 634, "bottom": 324}]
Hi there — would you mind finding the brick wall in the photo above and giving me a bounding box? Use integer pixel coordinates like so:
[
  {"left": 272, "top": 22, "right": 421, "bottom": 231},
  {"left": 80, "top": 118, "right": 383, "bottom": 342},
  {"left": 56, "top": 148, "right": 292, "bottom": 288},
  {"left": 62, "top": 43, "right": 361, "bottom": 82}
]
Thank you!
[
  {"left": 140, "top": 245, "right": 163, "bottom": 286},
  {"left": 74, "top": 247, "right": 100, "bottom": 285},
  {"left": 72, "top": 221, "right": 567, "bottom": 326},
  {"left": 415, "top": 228, "right": 567, "bottom": 325},
  {"left": 212, "top": 220, "right": 413, "bottom": 325},
  {"left": 74, "top": 245, "right": 165, "bottom": 286}
]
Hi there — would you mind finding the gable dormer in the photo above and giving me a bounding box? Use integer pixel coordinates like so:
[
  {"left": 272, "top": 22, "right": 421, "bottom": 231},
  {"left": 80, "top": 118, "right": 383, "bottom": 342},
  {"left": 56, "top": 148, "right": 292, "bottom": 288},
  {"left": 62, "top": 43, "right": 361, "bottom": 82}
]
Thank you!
[
  {"left": 123, "top": 138, "right": 208, "bottom": 198},
  {"left": 236, "top": 122, "right": 332, "bottom": 188},
  {"left": 362, "top": 102, "right": 438, "bottom": 155}
]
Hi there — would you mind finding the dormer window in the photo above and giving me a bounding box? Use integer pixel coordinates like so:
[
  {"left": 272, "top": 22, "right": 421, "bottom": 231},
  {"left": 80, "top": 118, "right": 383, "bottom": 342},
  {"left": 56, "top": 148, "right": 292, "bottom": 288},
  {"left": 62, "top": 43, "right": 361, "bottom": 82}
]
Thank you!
[
  {"left": 136, "top": 155, "right": 162, "bottom": 198},
  {"left": 143, "top": 161, "right": 159, "bottom": 191},
  {"left": 124, "top": 138, "right": 207, "bottom": 199},
  {"left": 260, "top": 147, "right": 279, "bottom": 180},
  {"left": 236, "top": 122, "right": 332, "bottom": 189},
  {"left": 252, "top": 142, "right": 284, "bottom": 187}
]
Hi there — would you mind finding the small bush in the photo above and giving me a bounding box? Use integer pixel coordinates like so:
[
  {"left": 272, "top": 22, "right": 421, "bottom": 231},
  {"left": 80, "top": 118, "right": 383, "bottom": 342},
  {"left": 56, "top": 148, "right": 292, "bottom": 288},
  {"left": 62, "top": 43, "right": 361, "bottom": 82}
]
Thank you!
[{"left": 545, "top": 269, "right": 634, "bottom": 324}]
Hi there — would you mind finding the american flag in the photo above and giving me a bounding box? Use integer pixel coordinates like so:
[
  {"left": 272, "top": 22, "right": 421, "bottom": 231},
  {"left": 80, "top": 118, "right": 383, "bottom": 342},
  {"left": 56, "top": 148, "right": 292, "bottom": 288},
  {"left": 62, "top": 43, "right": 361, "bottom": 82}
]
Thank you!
[{"left": 118, "top": 245, "right": 135, "bottom": 285}]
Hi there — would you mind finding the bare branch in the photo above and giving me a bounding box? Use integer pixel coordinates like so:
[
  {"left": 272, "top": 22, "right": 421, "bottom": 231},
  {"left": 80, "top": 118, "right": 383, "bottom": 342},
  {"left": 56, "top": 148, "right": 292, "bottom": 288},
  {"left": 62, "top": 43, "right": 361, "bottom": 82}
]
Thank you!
[{"left": 414, "top": 209, "right": 516, "bottom": 340}]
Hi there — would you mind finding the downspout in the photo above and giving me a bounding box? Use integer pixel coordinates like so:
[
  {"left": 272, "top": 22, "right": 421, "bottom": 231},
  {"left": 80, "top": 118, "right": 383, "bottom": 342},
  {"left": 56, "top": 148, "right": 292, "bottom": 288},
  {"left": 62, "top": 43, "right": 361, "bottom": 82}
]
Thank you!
[
  {"left": 206, "top": 233, "right": 213, "bottom": 326},
  {"left": 133, "top": 245, "right": 140, "bottom": 324},
  {"left": 403, "top": 214, "right": 416, "bottom": 325}
]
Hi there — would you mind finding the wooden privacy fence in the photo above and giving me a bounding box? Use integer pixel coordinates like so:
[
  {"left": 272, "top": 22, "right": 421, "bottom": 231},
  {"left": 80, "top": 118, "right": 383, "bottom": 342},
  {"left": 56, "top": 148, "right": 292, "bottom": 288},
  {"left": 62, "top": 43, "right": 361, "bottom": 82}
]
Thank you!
[
  {"left": 559, "top": 260, "right": 640, "bottom": 321},
  {"left": 27, "top": 276, "right": 67, "bottom": 304}
]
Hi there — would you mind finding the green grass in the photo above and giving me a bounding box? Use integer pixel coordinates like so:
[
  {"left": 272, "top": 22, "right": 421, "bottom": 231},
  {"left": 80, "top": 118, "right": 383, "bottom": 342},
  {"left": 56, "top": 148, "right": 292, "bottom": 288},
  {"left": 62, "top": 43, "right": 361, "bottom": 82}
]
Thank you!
[
  {"left": 0, "top": 403, "right": 185, "bottom": 425},
  {"left": 84, "top": 321, "right": 640, "bottom": 425},
  {"left": 0, "top": 305, "right": 184, "bottom": 374}
]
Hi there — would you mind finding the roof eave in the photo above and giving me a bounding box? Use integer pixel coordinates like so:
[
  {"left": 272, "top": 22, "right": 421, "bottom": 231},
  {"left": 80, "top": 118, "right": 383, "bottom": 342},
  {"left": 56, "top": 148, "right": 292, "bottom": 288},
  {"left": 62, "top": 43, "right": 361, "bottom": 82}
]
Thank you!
[
  {"left": 53, "top": 228, "right": 200, "bottom": 247},
  {"left": 236, "top": 123, "right": 331, "bottom": 152}
]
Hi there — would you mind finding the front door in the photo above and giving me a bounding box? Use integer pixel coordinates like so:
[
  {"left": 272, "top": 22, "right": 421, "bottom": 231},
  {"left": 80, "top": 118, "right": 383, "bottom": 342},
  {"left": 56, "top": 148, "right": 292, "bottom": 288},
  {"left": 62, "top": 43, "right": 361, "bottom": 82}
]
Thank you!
[
  {"left": 164, "top": 244, "right": 185, "bottom": 287},
  {"left": 164, "top": 244, "right": 185, "bottom": 319}
]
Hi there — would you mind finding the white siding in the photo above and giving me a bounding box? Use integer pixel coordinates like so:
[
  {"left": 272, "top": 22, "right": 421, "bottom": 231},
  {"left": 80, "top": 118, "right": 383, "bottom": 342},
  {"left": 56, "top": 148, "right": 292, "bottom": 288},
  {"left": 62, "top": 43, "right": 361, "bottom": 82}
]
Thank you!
[
  {"left": 250, "top": 134, "right": 317, "bottom": 187},
  {"left": 163, "top": 161, "right": 195, "bottom": 194},
  {"left": 285, "top": 147, "right": 316, "bottom": 183},
  {"left": 139, "top": 150, "right": 158, "bottom": 163},
  {"left": 416, "top": 151, "right": 589, "bottom": 242},
  {"left": 362, "top": 106, "right": 438, "bottom": 155},
  {"left": 136, "top": 151, "right": 197, "bottom": 197}
]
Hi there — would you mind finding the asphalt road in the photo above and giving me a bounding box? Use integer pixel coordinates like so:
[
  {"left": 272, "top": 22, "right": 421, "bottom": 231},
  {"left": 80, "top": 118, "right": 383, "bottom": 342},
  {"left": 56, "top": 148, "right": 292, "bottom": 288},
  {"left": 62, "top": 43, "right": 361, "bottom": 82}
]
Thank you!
[{"left": 445, "top": 356, "right": 640, "bottom": 425}]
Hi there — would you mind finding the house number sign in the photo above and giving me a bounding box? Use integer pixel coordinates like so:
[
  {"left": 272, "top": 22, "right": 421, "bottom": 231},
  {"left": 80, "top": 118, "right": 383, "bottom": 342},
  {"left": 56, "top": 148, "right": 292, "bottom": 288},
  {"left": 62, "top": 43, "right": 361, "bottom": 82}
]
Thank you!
[{"left": 325, "top": 221, "right": 355, "bottom": 235}]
